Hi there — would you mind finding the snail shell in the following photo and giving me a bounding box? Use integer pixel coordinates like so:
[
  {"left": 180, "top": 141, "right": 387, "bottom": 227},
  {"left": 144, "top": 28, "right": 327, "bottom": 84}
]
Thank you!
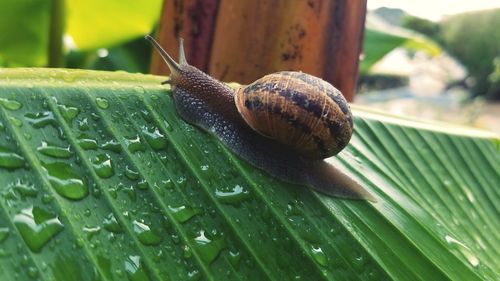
[{"left": 235, "top": 71, "right": 353, "bottom": 159}]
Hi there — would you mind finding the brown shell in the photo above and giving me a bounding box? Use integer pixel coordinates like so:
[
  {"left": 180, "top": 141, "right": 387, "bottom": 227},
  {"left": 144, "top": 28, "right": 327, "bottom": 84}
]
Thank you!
[{"left": 234, "top": 71, "right": 353, "bottom": 159}]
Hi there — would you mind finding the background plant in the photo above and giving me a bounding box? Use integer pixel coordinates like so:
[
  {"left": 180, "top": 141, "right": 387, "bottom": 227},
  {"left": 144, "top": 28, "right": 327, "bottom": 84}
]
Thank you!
[
  {"left": 0, "top": 0, "right": 161, "bottom": 72},
  {"left": 402, "top": 9, "right": 500, "bottom": 99}
]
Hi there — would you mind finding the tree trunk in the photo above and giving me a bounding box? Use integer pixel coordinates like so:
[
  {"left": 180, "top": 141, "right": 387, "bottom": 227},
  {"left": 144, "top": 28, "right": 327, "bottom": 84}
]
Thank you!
[{"left": 151, "top": 0, "right": 366, "bottom": 101}]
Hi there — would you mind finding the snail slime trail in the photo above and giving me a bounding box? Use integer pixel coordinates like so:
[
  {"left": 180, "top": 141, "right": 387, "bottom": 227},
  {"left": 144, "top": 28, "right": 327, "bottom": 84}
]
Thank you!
[{"left": 145, "top": 35, "right": 375, "bottom": 201}]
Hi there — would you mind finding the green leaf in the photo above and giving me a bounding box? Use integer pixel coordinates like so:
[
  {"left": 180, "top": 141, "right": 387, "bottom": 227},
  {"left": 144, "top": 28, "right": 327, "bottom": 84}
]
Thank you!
[
  {"left": 361, "top": 29, "right": 407, "bottom": 74},
  {"left": 66, "top": 0, "right": 162, "bottom": 50},
  {"left": 0, "top": 68, "right": 498, "bottom": 281},
  {"left": 0, "top": 1, "right": 51, "bottom": 66},
  {"left": 0, "top": 0, "right": 161, "bottom": 67},
  {"left": 361, "top": 28, "right": 441, "bottom": 74}
]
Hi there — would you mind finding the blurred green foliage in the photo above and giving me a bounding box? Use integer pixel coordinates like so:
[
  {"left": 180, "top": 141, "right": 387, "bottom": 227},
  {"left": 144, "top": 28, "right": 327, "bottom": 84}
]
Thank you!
[
  {"left": 441, "top": 9, "right": 500, "bottom": 99},
  {"left": 401, "top": 16, "right": 442, "bottom": 45},
  {"left": 360, "top": 29, "right": 407, "bottom": 75},
  {"left": 490, "top": 58, "right": 500, "bottom": 84},
  {"left": 66, "top": 0, "right": 162, "bottom": 51},
  {"left": 66, "top": 37, "right": 153, "bottom": 73},
  {"left": 403, "top": 9, "right": 500, "bottom": 99},
  {"left": 360, "top": 29, "right": 440, "bottom": 75},
  {"left": 0, "top": 1, "right": 51, "bottom": 66},
  {"left": 0, "top": 0, "right": 161, "bottom": 72}
]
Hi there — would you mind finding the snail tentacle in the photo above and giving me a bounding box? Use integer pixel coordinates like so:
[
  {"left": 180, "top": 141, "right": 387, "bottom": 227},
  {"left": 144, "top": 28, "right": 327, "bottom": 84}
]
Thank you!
[
  {"left": 178, "top": 38, "right": 188, "bottom": 65},
  {"left": 145, "top": 35, "right": 181, "bottom": 74}
]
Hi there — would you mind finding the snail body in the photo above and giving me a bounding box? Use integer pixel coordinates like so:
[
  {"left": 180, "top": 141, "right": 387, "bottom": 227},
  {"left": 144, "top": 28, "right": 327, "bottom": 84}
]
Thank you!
[{"left": 146, "top": 35, "right": 374, "bottom": 201}]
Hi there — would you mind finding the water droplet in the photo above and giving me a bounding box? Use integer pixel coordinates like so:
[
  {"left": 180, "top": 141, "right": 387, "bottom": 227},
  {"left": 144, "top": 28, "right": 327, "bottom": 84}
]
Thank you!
[
  {"left": 174, "top": 244, "right": 187, "bottom": 260},
  {"left": 123, "top": 185, "right": 136, "bottom": 201},
  {"left": 25, "top": 111, "right": 59, "bottom": 129},
  {"left": 228, "top": 250, "right": 241, "bottom": 268},
  {"left": 95, "top": 97, "right": 109, "bottom": 109},
  {"left": 140, "top": 109, "right": 153, "bottom": 123},
  {"left": 133, "top": 220, "right": 162, "bottom": 246},
  {"left": 464, "top": 187, "right": 475, "bottom": 203},
  {"left": 0, "top": 97, "right": 22, "bottom": 110},
  {"left": 3, "top": 188, "right": 18, "bottom": 206},
  {"left": 103, "top": 213, "right": 123, "bottom": 233},
  {"left": 350, "top": 252, "right": 366, "bottom": 271},
  {"left": 8, "top": 116, "right": 23, "bottom": 127},
  {"left": 116, "top": 269, "right": 124, "bottom": 278},
  {"left": 125, "top": 165, "right": 140, "bottom": 180},
  {"left": 0, "top": 146, "right": 25, "bottom": 169},
  {"left": 91, "top": 112, "right": 100, "bottom": 121},
  {"left": 77, "top": 133, "right": 98, "bottom": 150},
  {"left": 124, "top": 255, "right": 150, "bottom": 281},
  {"left": 42, "top": 194, "right": 54, "bottom": 204},
  {"left": 77, "top": 117, "right": 90, "bottom": 131},
  {"left": 176, "top": 176, "right": 186, "bottom": 185},
  {"left": 0, "top": 121, "right": 4, "bottom": 131},
  {"left": 41, "top": 161, "right": 88, "bottom": 200},
  {"left": 169, "top": 205, "right": 202, "bottom": 223},
  {"left": 162, "top": 179, "right": 174, "bottom": 190},
  {"left": 163, "top": 120, "right": 173, "bottom": 132},
  {"left": 134, "top": 86, "right": 145, "bottom": 94},
  {"left": 445, "top": 235, "right": 480, "bottom": 267},
  {"left": 58, "top": 104, "right": 79, "bottom": 122},
  {"left": 108, "top": 184, "right": 119, "bottom": 199},
  {"left": 142, "top": 126, "right": 167, "bottom": 150},
  {"left": 187, "top": 269, "right": 201, "bottom": 281},
  {"left": 310, "top": 245, "right": 327, "bottom": 266},
  {"left": 192, "top": 230, "right": 225, "bottom": 264},
  {"left": 91, "top": 153, "right": 114, "bottom": 178},
  {"left": 75, "top": 237, "right": 85, "bottom": 248},
  {"left": 83, "top": 209, "right": 91, "bottom": 217},
  {"left": 27, "top": 266, "right": 39, "bottom": 278},
  {"left": 83, "top": 226, "right": 101, "bottom": 240},
  {"left": 37, "top": 141, "right": 73, "bottom": 158},
  {"left": 10, "top": 180, "right": 38, "bottom": 198},
  {"left": 0, "top": 227, "right": 9, "bottom": 243},
  {"left": 100, "top": 139, "right": 122, "bottom": 153},
  {"left": 215, "top": 185, "right": 251, "bottom": 205},
  {"left": 200, "top": 165, "right": 209, "bottom": 171},
  {"left": 21, "top": 254, "right": 29, "bottom": 265},
  {"left": 137, "top": 179, "right": 148, "bottom": 190},
  {"left": 13, "top": 206, "right": 64, "bottom": 252},
  {"left": 0, "top": 249, "right": 7, "bottom": 257},
  {"left": 125, "top": 135, "right": 146, "bottom": 153},
  {"left": 285, "top": 202, "right": 303, "bottom": 217}
]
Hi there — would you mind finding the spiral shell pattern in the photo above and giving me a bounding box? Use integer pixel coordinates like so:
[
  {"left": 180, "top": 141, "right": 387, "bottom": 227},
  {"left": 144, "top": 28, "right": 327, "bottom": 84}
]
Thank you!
[{"left": 234, "top": 71, "right": 353, "bottom": 159}]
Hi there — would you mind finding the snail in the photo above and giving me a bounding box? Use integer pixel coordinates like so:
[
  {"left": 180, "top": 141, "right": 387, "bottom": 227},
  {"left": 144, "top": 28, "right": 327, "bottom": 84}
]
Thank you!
[{"left": 146, "top": 35, "right": 374, "bottom": 201}]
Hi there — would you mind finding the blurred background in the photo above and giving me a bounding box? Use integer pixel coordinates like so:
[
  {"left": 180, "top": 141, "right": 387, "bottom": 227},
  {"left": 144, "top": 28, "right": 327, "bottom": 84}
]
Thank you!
[
  {"left": 359, "top": 0, "right": 500, "bottom": 134},
  {"left": 0, "top": 0, "right": 498, "bottom": 133}
]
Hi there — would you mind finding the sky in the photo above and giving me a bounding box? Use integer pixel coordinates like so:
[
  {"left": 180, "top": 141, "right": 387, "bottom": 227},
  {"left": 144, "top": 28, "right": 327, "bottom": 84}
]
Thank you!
[{"left": 368, "top": 0, "right": 500, "bottom": 21}]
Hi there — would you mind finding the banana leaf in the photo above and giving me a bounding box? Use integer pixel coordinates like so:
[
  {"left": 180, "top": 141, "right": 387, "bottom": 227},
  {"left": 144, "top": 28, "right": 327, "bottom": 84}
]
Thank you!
[{"left": 0, "top": 68, "right": 498, "bottom": 281}]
